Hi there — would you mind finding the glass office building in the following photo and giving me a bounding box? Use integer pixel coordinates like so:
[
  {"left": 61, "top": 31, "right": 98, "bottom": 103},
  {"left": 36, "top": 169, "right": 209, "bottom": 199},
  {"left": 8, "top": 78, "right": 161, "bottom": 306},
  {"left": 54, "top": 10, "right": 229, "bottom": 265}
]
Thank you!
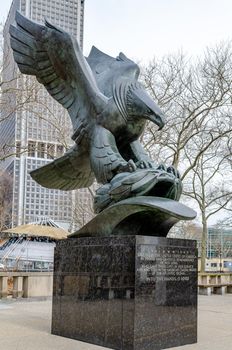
[
  {"left": 0, "top": 0, "right": 85, "bottom": 229},
  {"left": 207, "top": 227, "right": 232, "bottom": 259}
]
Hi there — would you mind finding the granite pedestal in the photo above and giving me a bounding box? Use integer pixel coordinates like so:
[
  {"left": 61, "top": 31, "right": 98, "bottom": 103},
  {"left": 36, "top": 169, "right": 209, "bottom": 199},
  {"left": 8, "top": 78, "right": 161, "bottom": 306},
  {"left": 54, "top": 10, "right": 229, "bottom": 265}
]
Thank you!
[{"left": 52, "top": 236, "right": 197, "bottom": 350}]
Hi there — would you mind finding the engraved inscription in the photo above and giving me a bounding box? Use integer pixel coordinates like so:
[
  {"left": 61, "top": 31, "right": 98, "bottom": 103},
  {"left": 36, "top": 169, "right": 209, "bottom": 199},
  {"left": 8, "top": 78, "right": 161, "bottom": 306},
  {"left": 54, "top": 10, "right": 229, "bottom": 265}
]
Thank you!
[{"left": 138, "top": 245, "right": 196, "bottom": 283}]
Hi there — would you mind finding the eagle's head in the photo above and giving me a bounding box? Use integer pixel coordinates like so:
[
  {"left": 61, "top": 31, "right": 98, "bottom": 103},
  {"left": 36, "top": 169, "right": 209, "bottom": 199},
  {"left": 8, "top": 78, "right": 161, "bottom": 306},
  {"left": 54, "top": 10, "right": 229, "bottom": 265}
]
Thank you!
[
  {"left": 113, "top": 79, "right": 165, "bottom": 130},
  {"left": 126, "top": 84, "right": 165, "bottom": 130}
]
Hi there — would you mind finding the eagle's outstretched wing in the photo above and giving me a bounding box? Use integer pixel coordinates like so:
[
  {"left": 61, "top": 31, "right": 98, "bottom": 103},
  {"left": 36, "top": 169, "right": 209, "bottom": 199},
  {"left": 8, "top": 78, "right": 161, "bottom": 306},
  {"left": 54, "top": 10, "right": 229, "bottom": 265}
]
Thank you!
[
  {"left": 86, "top": 46, "right": 140, "bottom": 97},
  {"left": 30, "top": 145, "right": 94, "bottom": 190},
  {"left": 10, "top": 11, "right": 107, "bottom": 129}
]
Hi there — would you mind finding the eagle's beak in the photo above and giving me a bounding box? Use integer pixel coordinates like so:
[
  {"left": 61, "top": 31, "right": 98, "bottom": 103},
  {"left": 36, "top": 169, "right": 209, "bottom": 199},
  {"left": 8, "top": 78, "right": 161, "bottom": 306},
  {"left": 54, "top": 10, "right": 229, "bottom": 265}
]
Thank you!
[
  {"left": 158, "top": 117, "right": 165, "bottom": 130},
  {"left": 148, "top": 112, "right": 165, "bottom": 130},
  {"left": 132, "top": 88, "right": 166, "bottom": 130}
]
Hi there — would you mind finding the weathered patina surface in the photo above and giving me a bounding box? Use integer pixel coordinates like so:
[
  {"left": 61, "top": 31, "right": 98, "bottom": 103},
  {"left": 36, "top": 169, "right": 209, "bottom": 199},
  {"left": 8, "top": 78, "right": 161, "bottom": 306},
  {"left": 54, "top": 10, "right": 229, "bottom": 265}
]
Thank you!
[
  {"left": 10, "top": 12, "right": 185, "bottom": 212},
  {"left": 9, "top": 11, "right": 185, "bottom": 214}
]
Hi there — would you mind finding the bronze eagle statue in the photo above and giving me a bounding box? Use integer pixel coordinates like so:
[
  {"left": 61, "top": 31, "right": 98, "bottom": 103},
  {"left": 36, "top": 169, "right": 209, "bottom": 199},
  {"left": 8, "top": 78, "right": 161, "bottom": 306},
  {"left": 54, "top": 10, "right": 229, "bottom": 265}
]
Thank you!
[{"left": 10, "top": 12, "right": 182, "bottom": 213}]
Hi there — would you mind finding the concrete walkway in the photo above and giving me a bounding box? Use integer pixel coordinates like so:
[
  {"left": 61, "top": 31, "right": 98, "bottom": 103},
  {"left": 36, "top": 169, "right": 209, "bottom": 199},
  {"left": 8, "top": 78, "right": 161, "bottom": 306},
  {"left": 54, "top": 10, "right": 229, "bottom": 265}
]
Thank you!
[{"left": 0, "top": 295, "right": 232, "bottom": 350}]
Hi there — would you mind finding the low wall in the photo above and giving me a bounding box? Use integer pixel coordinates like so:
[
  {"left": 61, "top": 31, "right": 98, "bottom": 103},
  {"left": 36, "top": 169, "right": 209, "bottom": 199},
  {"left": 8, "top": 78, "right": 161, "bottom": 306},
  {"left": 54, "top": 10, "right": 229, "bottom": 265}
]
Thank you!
[
  {"left": 198, "top": 273, "right": 232, "bottom": 296},
  {"left": 2, "top": 272, "right": 231, "bottom": 299},
  {"left": 0, "top": 272, "right": 53, "bottom": 298},
  {"left": 198, "top": 273, "right": 232, "bottom": 285}
]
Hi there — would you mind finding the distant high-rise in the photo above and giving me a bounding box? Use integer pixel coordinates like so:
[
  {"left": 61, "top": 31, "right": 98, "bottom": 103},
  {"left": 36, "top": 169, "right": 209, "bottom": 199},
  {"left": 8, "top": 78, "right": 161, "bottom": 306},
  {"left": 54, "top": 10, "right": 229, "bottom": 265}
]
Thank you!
[{"left": 0, "top": 0, "right": 85, "bottom": 229}]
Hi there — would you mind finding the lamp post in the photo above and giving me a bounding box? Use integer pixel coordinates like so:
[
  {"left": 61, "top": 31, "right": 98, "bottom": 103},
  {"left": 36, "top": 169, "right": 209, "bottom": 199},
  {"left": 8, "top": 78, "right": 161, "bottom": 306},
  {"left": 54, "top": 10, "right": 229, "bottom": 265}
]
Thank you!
[{"left": 219, "top": 248, "right": 222, "bottom": 273}]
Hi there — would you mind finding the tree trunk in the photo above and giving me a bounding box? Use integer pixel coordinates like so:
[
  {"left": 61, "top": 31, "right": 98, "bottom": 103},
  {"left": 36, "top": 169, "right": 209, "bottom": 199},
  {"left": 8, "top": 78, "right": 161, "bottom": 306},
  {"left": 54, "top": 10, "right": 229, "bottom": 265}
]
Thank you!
[{"left": 200, "top": 213, "right": 208, "bottom": 272}]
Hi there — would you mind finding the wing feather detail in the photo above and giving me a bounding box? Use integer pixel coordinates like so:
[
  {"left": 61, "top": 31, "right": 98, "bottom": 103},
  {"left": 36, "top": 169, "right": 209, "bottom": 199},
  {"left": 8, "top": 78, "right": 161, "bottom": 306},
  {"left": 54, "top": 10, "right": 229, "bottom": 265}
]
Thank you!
[
  {"left": 90, "top": 126, "right": 128, "bottom": 184},
  {"left": 10, "top": 11, "right": 107, "bottom": 127},
  {"left": 87, "top": 46, "right": 140, "bottom": 98},
  {"left": 30, "top": 145, "right": 94, "bottom": 190}
]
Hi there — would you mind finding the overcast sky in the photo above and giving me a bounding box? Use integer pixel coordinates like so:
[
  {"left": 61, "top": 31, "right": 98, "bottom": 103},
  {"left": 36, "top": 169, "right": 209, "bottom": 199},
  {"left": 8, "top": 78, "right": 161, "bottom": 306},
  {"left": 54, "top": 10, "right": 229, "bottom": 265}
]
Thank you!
[
  {"left": 0, "top": 0, "right": 231, "bottom": 224},
  {"left": 1, "top": 0, "right": 232, "bottom": 63}
]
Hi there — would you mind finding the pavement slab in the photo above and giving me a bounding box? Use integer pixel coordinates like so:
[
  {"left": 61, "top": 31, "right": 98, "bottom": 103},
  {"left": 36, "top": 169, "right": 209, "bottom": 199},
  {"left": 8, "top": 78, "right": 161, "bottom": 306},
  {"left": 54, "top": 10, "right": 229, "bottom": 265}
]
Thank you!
[{"left": 0, "top": 295, "right": 232, "bottom": 350}]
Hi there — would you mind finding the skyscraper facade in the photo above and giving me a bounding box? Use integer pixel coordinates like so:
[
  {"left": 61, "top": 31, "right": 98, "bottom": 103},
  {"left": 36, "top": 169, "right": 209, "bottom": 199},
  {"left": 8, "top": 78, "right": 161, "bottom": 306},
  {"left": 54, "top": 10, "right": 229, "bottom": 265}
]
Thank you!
[{"left": 0, "top": 0, "right": 85, "bottom": 229}]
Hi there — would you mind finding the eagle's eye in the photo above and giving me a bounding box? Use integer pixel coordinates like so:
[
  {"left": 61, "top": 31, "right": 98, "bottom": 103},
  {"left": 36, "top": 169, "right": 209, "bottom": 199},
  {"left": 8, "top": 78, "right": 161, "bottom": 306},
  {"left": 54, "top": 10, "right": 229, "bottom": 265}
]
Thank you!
[{"left": 146, "top": 108, "right": 152, "bottom": 115}]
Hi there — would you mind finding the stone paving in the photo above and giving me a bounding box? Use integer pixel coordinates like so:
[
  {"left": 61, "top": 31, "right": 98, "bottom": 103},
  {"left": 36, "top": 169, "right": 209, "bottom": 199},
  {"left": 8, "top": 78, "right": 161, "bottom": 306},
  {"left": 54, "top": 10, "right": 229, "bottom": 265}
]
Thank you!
[{"left": 0, "top": 295, "right": 232, "bottom": 350}]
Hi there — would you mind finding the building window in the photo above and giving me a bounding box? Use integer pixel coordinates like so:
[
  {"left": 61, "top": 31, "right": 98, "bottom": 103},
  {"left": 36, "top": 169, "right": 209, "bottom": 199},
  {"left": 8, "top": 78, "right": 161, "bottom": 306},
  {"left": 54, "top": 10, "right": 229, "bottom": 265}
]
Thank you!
[
  {"left": 57, "top": 144, "right": 64, "bottom": 157},
  {"left": 16, "top": 142, "right": 21, "bottom": 157},
  {"left": 211, "top": 263, "right": 217, "bottom": 267},
  {"left": 47, "top": 143, "right": 55, "bottom": 159},
  {"left": 28, "top": 141, "right": 36, "bottom": 157},
  {"left": 37, "top": 142, "right": 46, "bottom": 158}
]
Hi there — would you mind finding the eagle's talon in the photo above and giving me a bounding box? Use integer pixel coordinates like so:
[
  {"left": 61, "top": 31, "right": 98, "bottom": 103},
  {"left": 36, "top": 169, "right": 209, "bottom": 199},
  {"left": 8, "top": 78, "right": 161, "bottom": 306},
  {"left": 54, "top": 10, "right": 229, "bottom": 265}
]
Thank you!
[
  {"left": 136, "top": 160, "right": 145, "bottom": 169},
  {"left": 116, "top": 159, "right": 137, "bottom": 174},
  {"left": 157, "top": 164, "right": 167, "bottom": 172},
  {"left": 128, "top": 159, "right": 137, "bottom": 172},
  {"left": 167, "top": 166, "right": 180, "bottom": 179},
  {"left": 137, "top": 160, "right": 155, "bottom": 169}
]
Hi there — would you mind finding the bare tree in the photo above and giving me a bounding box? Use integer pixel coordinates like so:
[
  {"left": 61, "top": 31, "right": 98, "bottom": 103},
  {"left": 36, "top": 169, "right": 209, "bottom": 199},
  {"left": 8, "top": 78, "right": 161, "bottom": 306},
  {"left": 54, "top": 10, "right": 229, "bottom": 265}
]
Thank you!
[
  {"left": 0, "top": 28, "right": 72, "bottom": 162},
  {"left": 142, "top": 43, "right": 232, "bottom": 271},
  {"left": 184, "top": 138, "right": 232, "bottom": 270},
  {"left": 0, "top": 170, "right": 13, "bottom": 231},
  {"left": 209, "top": 233, "right": 232, "bottom": 260},
  {"left": 207, "top": 223, "right": 232, "bottom": 274},
  {"left": 70, "top": 187, "right": 96, "bottom": 231}
]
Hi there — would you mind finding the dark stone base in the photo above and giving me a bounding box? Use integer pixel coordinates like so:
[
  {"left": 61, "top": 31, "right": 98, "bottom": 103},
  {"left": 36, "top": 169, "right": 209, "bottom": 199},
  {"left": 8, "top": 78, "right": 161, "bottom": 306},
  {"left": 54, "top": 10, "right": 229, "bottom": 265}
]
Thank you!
[{"left": 52, "top": 236, "right": 197, "bottom": 350}]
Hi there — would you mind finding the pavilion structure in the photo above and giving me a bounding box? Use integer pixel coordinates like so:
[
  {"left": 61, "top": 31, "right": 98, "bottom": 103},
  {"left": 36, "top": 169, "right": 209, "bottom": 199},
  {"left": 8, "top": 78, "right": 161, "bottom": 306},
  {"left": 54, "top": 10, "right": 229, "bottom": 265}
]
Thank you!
[{"left": 0, "top": 217, "right": 68, "bottom": 271}]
